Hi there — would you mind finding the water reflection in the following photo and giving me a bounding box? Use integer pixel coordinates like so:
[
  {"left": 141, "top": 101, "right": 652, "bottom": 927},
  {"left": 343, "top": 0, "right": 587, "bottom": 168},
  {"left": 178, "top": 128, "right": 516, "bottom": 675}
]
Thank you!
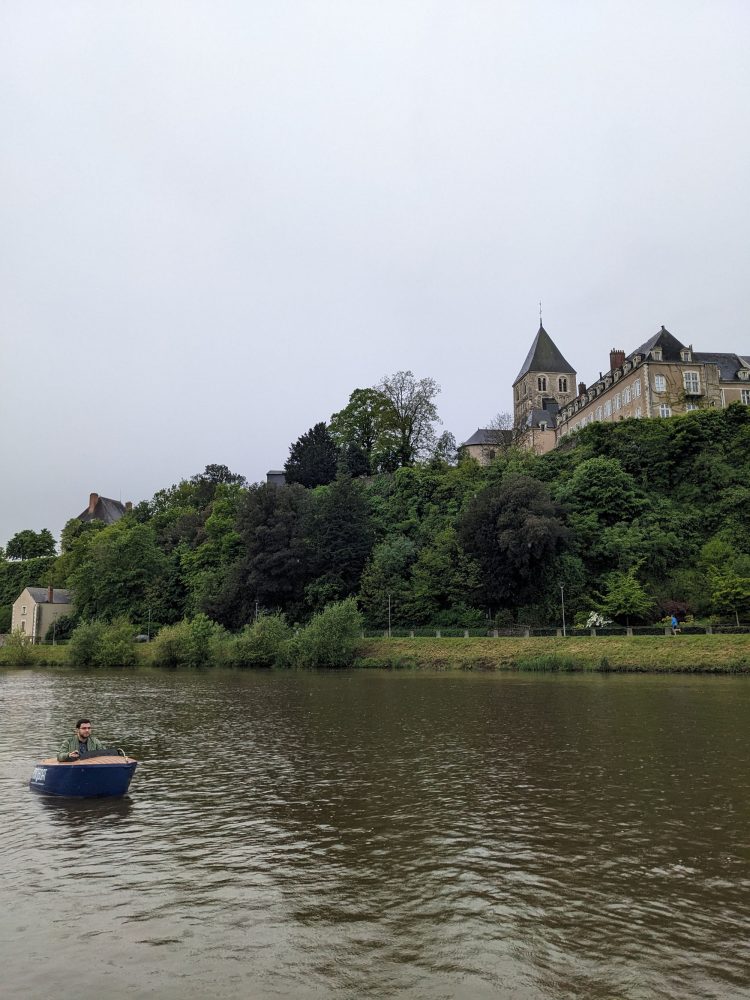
[{"left": 2, "top": 668, "right": 750, "bottom": 999}]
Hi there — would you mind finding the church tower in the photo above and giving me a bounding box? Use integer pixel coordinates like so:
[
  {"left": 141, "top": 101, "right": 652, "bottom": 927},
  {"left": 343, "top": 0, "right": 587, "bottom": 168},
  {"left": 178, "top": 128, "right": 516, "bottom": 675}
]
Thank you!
[{"left": 512, "top": 323, "right": 576, "bottom": 432}]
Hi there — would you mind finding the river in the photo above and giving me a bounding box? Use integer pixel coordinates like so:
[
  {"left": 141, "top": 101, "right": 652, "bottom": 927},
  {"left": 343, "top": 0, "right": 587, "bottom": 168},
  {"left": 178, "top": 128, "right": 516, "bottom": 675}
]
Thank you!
[{"left": 2, "top": 668, "right": 750, "bottom": 999}]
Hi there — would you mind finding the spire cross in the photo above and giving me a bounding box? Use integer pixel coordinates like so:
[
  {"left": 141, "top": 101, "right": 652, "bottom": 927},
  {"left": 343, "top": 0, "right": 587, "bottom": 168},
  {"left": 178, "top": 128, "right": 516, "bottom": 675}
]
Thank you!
[{"left": 539, "top": 301, "right": 543, "bottom": 326}]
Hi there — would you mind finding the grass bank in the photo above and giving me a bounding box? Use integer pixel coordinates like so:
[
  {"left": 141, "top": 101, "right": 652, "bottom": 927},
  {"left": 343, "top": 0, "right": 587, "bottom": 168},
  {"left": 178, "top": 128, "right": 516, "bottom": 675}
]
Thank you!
[{"left": 354, "top": 635, "right": 750, "bottom": 673}]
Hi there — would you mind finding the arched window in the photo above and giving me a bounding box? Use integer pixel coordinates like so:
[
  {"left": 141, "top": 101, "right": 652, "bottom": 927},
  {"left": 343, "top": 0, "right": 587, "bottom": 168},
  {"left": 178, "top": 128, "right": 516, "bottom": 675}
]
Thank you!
[
  {"left": 558, "top": 376, "right": 568, "bottom": 392},
  {"left": 537, "top": 376, "right": 547, "bottom": 391}
]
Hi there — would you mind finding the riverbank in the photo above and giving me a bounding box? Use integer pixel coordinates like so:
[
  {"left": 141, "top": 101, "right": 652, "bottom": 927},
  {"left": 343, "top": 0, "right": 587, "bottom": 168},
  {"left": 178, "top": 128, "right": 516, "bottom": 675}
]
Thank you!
[
  {"left": 355, "top": 635, "right": 750, "bottom": 672},
  {"left": 2, "top": 634, "right": 750, "bottom": 672}
]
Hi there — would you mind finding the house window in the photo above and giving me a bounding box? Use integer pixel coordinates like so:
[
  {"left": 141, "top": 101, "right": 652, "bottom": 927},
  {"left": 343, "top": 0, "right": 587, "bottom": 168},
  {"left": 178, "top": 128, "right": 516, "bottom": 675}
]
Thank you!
[
  {"left": 652, "top": 348, "right": 662, "bottom": 361},
  {"left": 742, "top": 389, "right": 750, "bottom": 405},
  {"left": 515, "top": 387, "right": 520, "bottom": 401},
  {"left": 488, "top": 449, "right": 496, "bottom": 460},
  {"left": 21, "top": 605, "right": 26, "bottom": 615},
  {"left": 659, "top": 404, "right": 672, "bottom": 418},
  {"left": 623, "top": 385, "right": 631, "bottom": 404},
  {"left": 635, "top": 407, "right": 642, "bottom": 418},
  {"left": 654, "top": 375, "right": 666, "bottom": 392},
  {"left": 604, "top": 400, "right": 612, "bottom": 417},
  {"left": 634, "top": 378, "right": 641, "bottom": 397},
  {"left": 558, "top": 376, "right": 568, "bottom": 392},
  {"left": 614, "top": 393, "right": 621, "bottom": 410},
  {"left": 595, "top": 406, "right": 602, "bottom": 420},
  {"left": 686, "top": 403, "right": 699, "bottom": 411},
  {"left": 537, "top": 376, "right": 547, "bottom": 391},
  {"left": 523, "top": 382, "right": 528, "bottom": 396},
  {"left": 683, "top": 371, "right": 700, "bottom": 394},
  {"left": 20, "top": 620, "right": 26, "bottom": 632},
  {"left": 681, "top": 350, "right": 692, "bottom": 362}
]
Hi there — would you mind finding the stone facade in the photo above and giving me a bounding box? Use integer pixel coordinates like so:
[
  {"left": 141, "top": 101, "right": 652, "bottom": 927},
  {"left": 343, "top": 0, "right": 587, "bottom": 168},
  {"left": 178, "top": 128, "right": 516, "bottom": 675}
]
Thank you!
[{"left": 11, "top": 586, "right": 73, "bottom": 642}]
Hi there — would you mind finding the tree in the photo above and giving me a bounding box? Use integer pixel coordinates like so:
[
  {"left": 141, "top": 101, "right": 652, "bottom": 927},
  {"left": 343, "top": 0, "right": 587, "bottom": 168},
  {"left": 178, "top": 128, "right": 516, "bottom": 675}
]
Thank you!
[
  {"left": 304, "top": 476, "right": 374, "bottom": 610},
  {"left": 710, "top": 574, "right": 750, "bottom": 626},
  {"left": 210, "top": 482, "right": 312, "bottom": 627},
  {"left": 599, "top": 570, "right": 654, "bottom": 625},
  {"left": 329, "top": 388, "right": 393, "bottom": 475},
  {"left": 376, "top": 370, "right": 441, "bottom": 467},
  {"left": 190, "top": 464, "right": 247, "bottom": 507},
  {"left": 68, "top": 520, "right": 167, "bottom": 622},
  {"left": 284, "top": 422, "right": 340, "bottom": 488},
  {"left": 6, "top": 529, "right": 56, "bottom": 560},
  {"left": 459, "top": 475, "right": 569, "bottom": 609}
]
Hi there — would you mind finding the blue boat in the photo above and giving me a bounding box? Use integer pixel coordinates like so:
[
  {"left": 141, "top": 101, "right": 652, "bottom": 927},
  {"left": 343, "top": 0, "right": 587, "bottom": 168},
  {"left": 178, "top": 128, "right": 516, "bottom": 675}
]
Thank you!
[{"left": 29, "top": 750, "right": 138, "bottom": 798}]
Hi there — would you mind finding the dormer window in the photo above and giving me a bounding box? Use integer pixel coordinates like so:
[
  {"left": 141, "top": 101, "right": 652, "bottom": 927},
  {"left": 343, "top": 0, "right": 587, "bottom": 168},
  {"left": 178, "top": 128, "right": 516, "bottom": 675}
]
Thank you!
[
  {"left": 651, "top": 348, "right": 662, "bottom": 361},
  {"left": 681, "top": 349, "right": 692, "bottom": 363},
  {"left": 739, "top": 369, "right": 749, "bottom": 381},
  {"left": 539, "top": 422, "right": 547, "bottom": 432}
]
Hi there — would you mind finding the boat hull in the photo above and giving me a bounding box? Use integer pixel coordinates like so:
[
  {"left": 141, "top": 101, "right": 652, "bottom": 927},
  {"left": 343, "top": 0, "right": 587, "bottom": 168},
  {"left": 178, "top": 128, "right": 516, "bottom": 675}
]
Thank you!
[{"left": 29, "top": 756, "right": 138, "bottom": 798}]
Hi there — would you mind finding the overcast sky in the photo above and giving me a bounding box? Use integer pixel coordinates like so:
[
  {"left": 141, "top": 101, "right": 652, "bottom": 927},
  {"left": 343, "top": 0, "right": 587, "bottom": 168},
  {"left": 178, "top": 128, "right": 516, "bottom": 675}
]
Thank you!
[{"left": 2, "top": 1, "right": 749, "bottom": 548}]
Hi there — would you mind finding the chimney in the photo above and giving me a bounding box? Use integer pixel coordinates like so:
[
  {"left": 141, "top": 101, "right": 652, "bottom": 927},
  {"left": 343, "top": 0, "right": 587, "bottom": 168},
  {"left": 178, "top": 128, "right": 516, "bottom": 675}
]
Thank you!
[
  {"left": 610, "top": 348, "right": 625, "bottom": 371},
  {"left": 47, "top": 585, "right": 54, "bottom": 604},
  {"left": 125, "top": 501, "right": 132, "bottom": 512},
  {"left": 88, "top": 492, "right": 99, "bottom": 514},
  {"left": 578, "top": 382, "right": 587, "bottom": 396}
]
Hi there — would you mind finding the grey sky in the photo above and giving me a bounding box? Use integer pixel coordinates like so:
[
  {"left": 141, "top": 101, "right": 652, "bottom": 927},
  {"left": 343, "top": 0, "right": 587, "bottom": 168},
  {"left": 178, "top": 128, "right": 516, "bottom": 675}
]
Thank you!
[{"left": 2, "top": 1, "right": 749, "bottom": 547}]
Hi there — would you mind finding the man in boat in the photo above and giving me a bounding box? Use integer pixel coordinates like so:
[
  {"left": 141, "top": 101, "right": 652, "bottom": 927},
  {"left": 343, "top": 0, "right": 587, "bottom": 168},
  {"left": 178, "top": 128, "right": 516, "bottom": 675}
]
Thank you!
[{"left": 57, "top": 719, "right": 106, "bottom": 761}]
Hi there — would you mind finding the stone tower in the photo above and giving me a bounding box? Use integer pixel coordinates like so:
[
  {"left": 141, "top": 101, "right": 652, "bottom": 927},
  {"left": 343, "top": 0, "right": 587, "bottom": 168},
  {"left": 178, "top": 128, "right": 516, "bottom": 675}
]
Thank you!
[{"left": 512, "top": 323, "right": 577, "bottom": 431}]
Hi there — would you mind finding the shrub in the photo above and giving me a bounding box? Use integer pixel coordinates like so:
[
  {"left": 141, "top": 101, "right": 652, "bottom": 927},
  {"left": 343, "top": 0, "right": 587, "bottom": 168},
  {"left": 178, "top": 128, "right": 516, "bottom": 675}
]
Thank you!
[
  {"left": 150, "top": 620, "right": 191, "bottom": 667},
  {"left": 99, "top": 618, "right": 137, "bottom": 667},
  {"left": 45, "top": 614, "right": 78, "bottom": 642},
  {"left": 285, "top": 598, "right": 363, "bottom": 668},
  {"left": 149, "top": 614, "right": 226, "bottom": 667},
  {"left": 229, "top": 613, "right": 291, "bottom": 667},
  {"left": 68, "top": 621, "right": 107, "bottom": 666},
  {"left": 0, "top": 628, "right": 35, "bottom": 666}
]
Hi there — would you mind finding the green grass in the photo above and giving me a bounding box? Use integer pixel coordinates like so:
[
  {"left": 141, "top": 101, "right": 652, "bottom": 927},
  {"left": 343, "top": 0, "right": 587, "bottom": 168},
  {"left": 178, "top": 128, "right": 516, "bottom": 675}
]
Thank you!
[{"left": 355, "top": 635, "right": 750, "bottom": 673}]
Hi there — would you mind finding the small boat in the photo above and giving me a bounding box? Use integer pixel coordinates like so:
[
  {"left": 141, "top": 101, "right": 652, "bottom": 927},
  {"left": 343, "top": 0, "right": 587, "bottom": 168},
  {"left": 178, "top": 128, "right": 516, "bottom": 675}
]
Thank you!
[{"left": 29, "top": 749, "right": 138, "bottom": 798}]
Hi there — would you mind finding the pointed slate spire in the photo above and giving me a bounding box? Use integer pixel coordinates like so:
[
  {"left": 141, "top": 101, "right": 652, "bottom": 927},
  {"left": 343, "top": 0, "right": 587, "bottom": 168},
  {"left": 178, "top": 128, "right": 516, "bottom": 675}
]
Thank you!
[{"left": 514, "top": 324, "right": 576, "bottom": 384}]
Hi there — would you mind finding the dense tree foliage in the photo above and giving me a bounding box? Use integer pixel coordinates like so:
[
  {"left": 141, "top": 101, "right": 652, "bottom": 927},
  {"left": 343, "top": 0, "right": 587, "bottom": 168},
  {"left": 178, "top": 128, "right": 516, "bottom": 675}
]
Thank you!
[
  {"left": 3, "top": 404, "right": 750, "bottom": 634},
  {"left": 6, "top": 528, "right": 56, "bottom": 560},
  {"left": 284, "top": 422, "right": 340, "bottom": 488}
]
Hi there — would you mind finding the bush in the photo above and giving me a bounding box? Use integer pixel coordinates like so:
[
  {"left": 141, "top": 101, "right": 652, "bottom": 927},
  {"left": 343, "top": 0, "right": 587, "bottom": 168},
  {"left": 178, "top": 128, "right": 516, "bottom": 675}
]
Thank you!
[
  {"left": 149, "top": 614, "right": 226, "bottom": 667},
  {"left": 45, "top": 614, "right": 78, "bottom": 642},
  {"left": 0, "top": 629, "right": 35, "bottom": 666},
  {"left": 229, "top": 613, "right": 291, "bottom": 667},
  {"left": 285, "top": 598, "right": 363, "bottom": 668},
  {"left": 99, "top": 618, "right": 137, "bottom": 667},
  {"left": 150, "top": 620, "right": 191, "bottom": 667},
  {"left": 68, "top": 621, "right": 107, "bottom": 666}
]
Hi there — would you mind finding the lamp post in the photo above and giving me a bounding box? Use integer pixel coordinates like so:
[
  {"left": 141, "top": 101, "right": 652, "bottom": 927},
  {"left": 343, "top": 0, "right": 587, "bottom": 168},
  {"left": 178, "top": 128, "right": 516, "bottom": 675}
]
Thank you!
[{"left": 559, "top": 583, "right": 566, "bottom": 637}]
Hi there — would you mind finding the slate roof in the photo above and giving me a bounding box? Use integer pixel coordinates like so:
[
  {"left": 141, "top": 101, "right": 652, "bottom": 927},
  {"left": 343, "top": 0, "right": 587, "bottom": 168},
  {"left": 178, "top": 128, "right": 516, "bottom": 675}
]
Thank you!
[
  {"left": 514, "top": 325, "right": 576, "bottom": 383},
  {"left": 523, "top": 405, "right": 559, "bottom": 429},
  {"left": 77, "top": 496, "right": 127, "bottom": 525},
  {"left": 694, "top": 352, "right": 750, "bottom": 381},
  {"left": 461, "top": 428, "right": 510, "bottom": 447},
  {"left": 25, "top": 587, "right": 72, "bottom": 605},
  {"left": 630, "top": 326, "right": 686, "bottom": 362}
]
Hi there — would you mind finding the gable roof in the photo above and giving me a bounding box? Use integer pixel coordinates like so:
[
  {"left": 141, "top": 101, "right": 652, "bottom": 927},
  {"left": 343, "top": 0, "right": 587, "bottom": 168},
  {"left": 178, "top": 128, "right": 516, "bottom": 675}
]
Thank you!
[
  {"left": 514, "top": 325, "right": 576, "bottom": 383},
  {"left": 24, "top": 587, "right": 72, "bottom": 605}
]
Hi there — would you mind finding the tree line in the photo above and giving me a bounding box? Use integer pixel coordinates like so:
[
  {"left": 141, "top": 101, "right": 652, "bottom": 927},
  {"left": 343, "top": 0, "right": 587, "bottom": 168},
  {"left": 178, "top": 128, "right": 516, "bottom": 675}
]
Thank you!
[{"left": 2, "top": 384, "right": 750, "bottom": 638}]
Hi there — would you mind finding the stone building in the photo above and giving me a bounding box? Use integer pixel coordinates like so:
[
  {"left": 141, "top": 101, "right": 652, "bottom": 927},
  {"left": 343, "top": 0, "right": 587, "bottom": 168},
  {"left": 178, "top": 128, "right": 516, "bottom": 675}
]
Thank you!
[
  {"left": 556, "top": 325, "right": 750, "bottom": 441},
  {"left": 11, "top": 586, "right": 73, "bottom": 642},
  {"left": 461, "top": 322, "right": 750, "bottom": 463}
]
